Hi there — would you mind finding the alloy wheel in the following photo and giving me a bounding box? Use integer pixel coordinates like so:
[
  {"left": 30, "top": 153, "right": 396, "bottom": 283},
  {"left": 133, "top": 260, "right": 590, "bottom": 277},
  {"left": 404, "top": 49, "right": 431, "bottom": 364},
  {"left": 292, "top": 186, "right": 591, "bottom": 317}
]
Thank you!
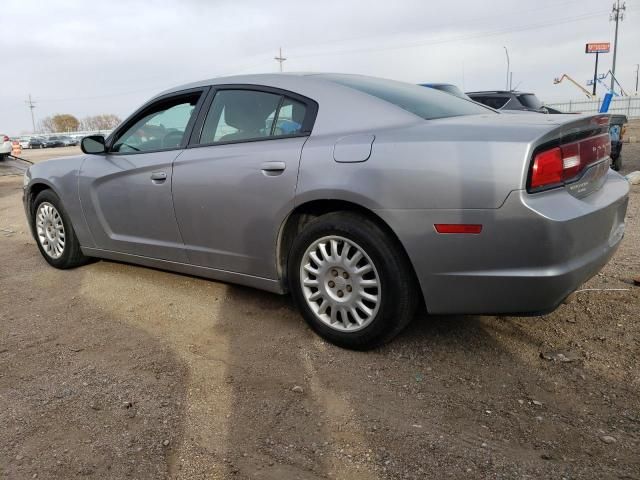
[
  {"left": 36, "top": 202, "right": 66, "bottom": 259},
  {"left": 300, "top": 235, "right": 381, "bottom": 332}
]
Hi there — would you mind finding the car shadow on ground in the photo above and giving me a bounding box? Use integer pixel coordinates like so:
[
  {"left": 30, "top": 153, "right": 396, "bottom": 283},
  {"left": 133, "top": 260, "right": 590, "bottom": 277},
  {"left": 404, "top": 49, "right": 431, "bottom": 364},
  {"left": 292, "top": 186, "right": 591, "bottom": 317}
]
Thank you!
[{"left": 0, "top": 245, "right": 190, "bottom": 479}]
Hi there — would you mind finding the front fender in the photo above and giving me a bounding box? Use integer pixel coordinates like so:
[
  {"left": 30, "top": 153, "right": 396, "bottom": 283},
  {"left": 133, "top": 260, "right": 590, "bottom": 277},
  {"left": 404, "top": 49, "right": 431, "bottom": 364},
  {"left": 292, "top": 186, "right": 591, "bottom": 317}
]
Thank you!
[{"left": 24, "top": 156, "right": 95, "bottom": 248}]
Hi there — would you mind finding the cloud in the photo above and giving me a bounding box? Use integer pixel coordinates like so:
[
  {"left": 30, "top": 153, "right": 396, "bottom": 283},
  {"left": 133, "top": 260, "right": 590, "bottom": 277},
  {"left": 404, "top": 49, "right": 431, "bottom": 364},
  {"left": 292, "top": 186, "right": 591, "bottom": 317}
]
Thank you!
[{"left": 1, "top": 0, "right": 638, "bottom": 133}]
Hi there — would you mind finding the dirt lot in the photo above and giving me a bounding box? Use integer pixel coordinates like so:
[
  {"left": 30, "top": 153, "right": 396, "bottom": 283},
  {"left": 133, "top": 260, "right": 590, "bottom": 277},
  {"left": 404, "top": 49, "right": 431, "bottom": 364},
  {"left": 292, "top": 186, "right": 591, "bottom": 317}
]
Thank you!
[{"left": 1, "top": 141, "right": 639, "bottom": 479}]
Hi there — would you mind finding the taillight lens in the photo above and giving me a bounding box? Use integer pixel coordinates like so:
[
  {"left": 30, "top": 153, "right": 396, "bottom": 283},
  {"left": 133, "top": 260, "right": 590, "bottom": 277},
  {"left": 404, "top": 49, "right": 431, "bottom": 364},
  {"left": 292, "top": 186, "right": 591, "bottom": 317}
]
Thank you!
[
  {"left": 531, "top": 147, "right": 563, "bottom": 189},
  {"left": 529, "top": 134, "right": 610, "bottom": 191}
]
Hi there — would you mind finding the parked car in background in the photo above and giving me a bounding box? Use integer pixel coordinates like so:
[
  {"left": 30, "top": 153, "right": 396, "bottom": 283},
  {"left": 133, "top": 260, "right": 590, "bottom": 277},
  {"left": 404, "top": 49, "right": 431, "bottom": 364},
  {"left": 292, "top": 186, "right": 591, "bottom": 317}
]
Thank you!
[
  {"left": 1, "top": 135, "right": 12, "bottom": 159},
  {"left": 28, "top": 137, "right": 46, "bottom": 149},
  {"left": 59, "top": 136, "right": 79, "bottom": 147},
  {"left": 23, "top": 73, "right": 628, "bottom": 349},
  {"left": 420, "top": 83, "right": 472, "bottom": 100},
  {"left": 608, "top": 114, "right": 627, "bottom": 171},
  {"left": 43, "top": 136, "right": 66, "bottom": 148},
  {"left": 466, "top": 90, "right": 562, "bottom": 114},
  {"left": 19, "top": 136, "right": 32, "bottom": 149}
]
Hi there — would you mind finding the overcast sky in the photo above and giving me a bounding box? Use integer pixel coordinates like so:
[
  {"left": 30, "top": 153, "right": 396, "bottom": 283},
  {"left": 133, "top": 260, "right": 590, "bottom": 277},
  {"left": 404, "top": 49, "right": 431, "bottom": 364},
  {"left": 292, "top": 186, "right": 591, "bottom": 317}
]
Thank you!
[{"left": 1, "top": 0, "right": 638, "bottom": 133}]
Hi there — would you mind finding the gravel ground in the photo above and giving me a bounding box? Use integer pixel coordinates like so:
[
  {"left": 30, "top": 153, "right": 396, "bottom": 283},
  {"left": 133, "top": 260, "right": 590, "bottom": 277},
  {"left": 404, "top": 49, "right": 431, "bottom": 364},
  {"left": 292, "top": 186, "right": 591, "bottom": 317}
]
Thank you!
[{"left": 0, "top": 140, "right": 639, "bottom": 479}]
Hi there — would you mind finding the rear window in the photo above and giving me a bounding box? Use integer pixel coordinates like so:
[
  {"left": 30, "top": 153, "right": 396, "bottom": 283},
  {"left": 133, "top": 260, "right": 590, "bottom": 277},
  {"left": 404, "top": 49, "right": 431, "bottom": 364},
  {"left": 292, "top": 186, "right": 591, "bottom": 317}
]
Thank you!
[
  {"left": 468, "top": 95, "right": 509, "bottom": 109},
  {"left": 517, "top": 94, "right": 543, "bottom": 110},
  {"left": 319, "top": 74, "right": 492, "bottom": 120}
]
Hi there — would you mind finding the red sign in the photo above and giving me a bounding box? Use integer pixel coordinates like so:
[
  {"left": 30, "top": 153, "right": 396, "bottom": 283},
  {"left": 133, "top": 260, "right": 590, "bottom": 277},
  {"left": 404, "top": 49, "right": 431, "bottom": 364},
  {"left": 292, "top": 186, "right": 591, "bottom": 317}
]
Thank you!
[{"left": 585, "top": 42, "right": 610, "bottom": 54}]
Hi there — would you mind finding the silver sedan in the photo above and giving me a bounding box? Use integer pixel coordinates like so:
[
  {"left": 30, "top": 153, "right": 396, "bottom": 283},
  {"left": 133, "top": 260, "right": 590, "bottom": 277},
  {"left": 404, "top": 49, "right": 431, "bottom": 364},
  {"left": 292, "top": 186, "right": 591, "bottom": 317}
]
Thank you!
[{"left": 23, "top": 74, "right": 629, "bottom": 349}]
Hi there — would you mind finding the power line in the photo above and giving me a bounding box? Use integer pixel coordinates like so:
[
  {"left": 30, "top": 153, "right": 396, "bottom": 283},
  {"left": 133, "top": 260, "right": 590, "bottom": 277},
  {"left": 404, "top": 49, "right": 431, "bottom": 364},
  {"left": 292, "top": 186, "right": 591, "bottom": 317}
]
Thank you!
[
  {"left": 287, "top": 10, "right": 611, "bottom": 60},
  {"left": 610, "top": 0, "right": 626, "bottom": 91}
]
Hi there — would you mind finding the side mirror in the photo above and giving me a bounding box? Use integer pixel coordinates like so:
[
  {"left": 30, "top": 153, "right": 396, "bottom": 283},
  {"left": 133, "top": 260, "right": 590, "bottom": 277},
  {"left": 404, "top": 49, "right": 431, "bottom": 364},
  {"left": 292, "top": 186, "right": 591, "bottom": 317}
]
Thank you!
[{"left": 81, "top": 135, "right": 106, "bottom": 154}]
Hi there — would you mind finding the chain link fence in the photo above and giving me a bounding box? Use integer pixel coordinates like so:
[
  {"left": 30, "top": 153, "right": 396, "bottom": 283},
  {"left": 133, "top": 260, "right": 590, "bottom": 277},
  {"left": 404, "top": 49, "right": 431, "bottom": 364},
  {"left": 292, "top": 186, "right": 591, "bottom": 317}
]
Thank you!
[{"left": 546, "top": 96, "right": 640, "bottom": 118}]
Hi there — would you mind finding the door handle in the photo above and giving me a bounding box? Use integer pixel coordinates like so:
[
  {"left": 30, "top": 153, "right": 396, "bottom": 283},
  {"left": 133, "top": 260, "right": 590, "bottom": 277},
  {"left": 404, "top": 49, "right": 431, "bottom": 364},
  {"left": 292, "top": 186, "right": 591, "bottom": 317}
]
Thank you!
[
  {"left": 260, "top": 162, "right": 286, "bottom": 176},
  {"left": 150, "top": 171, "right": 167, "bottom": 183}
]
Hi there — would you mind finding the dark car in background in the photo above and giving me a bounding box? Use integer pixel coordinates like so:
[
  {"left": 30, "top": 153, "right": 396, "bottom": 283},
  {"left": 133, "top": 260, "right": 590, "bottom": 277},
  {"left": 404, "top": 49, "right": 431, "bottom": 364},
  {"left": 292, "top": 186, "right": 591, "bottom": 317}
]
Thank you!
[
  {"left": 44, "top": 136, "right": 66, "bottom": 148},
  {"left": 59, "top": 135, "right": 79, "bottom": 147},
  {"left": 608, "top": 114, "right": 627, "bottom": 171},
  {"left": 466, "top": 90, "right": 562, "bottom": 114},
  {"left": 28, "top": 137, "right": 46, "bottom": 149}
]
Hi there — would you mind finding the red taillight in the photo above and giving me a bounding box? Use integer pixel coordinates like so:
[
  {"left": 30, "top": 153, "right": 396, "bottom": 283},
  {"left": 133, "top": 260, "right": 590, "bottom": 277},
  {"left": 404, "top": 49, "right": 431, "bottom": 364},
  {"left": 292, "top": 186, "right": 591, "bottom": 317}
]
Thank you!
[
  {"left": 529, "top": 134, "right": 610, "bottom": 191},
  {"left": 531, "top": 147, "right": 563, "bottom": 189},
  {"left": 434, "top": 224, "right": 483, "bottom": 234}
]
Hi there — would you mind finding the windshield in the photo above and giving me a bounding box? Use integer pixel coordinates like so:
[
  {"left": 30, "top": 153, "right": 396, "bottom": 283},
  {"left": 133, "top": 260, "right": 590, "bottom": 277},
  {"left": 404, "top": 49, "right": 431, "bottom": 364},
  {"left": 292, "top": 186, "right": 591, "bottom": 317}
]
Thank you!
[
  {"left": 319, "top": 74, "right": 493, "bottom": 120},
  {"left": 517, "top": 94, "right": 544, "bottom": 110}
]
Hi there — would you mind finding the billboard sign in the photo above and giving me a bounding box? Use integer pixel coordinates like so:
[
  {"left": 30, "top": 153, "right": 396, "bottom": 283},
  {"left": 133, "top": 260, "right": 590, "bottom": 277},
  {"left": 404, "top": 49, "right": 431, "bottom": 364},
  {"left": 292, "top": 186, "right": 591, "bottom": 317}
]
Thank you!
[{"left": 585, "top": 42, "right": 610, "bottom": 54}]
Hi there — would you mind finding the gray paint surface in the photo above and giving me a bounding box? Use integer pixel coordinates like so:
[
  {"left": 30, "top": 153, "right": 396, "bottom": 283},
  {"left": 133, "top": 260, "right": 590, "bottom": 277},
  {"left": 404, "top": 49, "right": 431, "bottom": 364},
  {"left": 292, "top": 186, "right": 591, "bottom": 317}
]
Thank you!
[{"left": 23, "top": 73, "right": 629, "bottom": 315}]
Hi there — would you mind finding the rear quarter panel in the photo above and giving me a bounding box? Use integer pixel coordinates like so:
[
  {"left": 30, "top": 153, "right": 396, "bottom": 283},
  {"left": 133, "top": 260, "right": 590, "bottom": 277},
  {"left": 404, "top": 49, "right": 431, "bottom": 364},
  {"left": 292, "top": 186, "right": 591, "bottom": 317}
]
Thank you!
[{"left": 297, "top": 115, "right": 552, "bottom": 210}]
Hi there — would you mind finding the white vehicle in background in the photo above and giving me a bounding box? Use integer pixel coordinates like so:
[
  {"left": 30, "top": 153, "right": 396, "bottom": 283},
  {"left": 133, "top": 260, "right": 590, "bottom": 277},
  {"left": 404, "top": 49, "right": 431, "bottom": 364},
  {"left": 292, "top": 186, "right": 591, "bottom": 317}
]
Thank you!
[
  {"left": 0, "top": 135, "right": 12, "bottom": 160},
  {"left": 19, "top": 136, "right": 32, "bottom": 149}
]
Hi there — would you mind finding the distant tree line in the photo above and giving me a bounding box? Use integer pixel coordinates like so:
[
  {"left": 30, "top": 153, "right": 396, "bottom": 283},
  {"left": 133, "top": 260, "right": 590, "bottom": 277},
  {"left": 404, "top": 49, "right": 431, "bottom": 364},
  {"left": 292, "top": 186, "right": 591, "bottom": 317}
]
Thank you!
[{"left": 38, "top": 113, "right": 122, "bottom": 133}]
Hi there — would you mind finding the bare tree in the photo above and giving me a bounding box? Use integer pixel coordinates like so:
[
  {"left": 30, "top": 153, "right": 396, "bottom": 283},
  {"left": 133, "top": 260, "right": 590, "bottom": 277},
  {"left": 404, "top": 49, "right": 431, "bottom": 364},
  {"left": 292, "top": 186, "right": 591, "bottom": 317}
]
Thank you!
[
  {"left": 38, "top": 117, "right": 56, "bottom": 133},
  {"left": 80, "top": 114, "right": 122, "bottom": 131}
]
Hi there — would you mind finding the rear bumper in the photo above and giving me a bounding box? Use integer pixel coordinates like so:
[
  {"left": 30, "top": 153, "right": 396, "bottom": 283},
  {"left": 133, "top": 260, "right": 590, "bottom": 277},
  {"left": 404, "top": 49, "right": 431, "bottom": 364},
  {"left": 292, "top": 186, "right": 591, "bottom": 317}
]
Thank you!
[{"left": 377, "top": 170, "right": 629, "bottom": 315}]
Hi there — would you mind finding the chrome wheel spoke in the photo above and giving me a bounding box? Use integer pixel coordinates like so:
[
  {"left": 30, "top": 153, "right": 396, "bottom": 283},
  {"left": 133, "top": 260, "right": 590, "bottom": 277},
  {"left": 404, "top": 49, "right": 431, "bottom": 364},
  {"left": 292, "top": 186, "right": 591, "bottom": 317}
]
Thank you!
[
  {"left": 35, "top": 202, "right": 66, "bottom": 259},
  {"left": 300, "top": 235, "right": 381, "bottom": 333}
]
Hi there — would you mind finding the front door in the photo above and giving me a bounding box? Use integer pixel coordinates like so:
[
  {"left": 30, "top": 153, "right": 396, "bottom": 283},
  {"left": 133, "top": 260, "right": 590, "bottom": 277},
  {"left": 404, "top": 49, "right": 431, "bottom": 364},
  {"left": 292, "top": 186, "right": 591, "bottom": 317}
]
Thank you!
[
  {"left": 172, "top": 87, "right": 315, "bottom": 278},
  {"left": 79, "top": 90, "right": 205, "bottom": 262}
]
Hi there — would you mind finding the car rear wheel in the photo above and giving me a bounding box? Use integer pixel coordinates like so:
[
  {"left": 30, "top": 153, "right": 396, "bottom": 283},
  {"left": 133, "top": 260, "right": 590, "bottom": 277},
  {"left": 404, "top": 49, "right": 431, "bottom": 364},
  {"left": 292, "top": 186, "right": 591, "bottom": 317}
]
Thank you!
[
  {"left": 32, "top": 190, "right": 90, "bottom": 269},
  {"left": 288, "top": 211, "right": 418, "bottom": 350}
]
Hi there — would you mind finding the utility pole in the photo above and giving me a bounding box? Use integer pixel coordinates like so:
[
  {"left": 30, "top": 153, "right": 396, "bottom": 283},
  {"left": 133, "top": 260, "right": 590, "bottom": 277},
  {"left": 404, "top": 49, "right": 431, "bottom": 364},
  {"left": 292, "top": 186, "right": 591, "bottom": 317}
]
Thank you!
[
  {"left": 635, "top": 64, "right": 639, "bottom": 94},
  {"left": 25, "top": 94, "right": 37, "bottom": 133},
  {"left": 274, "top": 47, "right": 287, "bottom": 72},
  {"left": 610, "top": 0, "right": 626, "bottom": 91},
  {"left": 503, "top": 46, "right": 510, "bottom": 91}
]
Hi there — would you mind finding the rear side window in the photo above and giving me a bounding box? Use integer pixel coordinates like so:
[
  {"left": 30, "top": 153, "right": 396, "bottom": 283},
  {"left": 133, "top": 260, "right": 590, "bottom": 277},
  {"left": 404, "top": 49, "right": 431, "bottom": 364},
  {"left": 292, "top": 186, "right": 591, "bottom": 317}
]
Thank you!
[
  {"left": 319, "top": 74, "right": 492, "bottom": 119},
  {"left": 517, "top": 94, "right": 543, "bottom": 110},
  {"left": 199, "top": 90, "right": 309, "bottom": 144}
]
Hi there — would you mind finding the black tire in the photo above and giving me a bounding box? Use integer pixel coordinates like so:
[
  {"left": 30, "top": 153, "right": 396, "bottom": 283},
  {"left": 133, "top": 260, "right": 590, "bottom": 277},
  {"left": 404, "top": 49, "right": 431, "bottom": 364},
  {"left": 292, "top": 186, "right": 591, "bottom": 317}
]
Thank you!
[
  {"left": 288, "top": 211, "right": 419, "bottom": 350},
  {"left": 0, "top": 153, "right": 6, "bottom": 161},
  {"left": 611, "top": 153, "right": 622, "bottom": 172},
  {"left": 31, "top": 189, "right": 91, "bottom": 269}
]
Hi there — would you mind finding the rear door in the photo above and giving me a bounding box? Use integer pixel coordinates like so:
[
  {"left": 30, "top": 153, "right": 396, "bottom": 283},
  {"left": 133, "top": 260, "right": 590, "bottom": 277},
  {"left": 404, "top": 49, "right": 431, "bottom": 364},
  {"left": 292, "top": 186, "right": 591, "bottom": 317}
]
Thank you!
[
  {"left": 172, "top": 86, "right": 317, "bottom": 278},
  {"left": 79, "top": 88, "right": 207, "bottom": 261}
]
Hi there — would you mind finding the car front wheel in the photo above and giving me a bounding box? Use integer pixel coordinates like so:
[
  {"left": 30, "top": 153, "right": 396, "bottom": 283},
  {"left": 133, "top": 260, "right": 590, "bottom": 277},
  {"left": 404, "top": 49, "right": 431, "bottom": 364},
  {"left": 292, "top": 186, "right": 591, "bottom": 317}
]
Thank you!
[
  {"left": 32, "top": 190, "right": 90, "bottom": 269},
  {"left": 288, "top": 212, "right": 418, "bottom": 350}
]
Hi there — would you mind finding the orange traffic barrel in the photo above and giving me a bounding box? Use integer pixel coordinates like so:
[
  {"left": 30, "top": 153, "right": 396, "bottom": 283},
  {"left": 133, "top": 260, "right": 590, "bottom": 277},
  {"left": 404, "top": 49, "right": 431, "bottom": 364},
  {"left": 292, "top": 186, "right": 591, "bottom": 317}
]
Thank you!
[{"left": 11, "top": 141, "right": 22, "bottom": 156}]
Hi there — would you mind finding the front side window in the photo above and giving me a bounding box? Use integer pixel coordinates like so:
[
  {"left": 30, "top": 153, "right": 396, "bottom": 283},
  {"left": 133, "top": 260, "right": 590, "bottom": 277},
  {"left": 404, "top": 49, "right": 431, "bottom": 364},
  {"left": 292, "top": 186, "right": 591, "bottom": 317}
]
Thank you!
[
  {"left": 112, "top": 95, "right": 200, "bottom": 153},
  {"left": 199, "top": 90, "right": 308, "bottom": 145}
]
